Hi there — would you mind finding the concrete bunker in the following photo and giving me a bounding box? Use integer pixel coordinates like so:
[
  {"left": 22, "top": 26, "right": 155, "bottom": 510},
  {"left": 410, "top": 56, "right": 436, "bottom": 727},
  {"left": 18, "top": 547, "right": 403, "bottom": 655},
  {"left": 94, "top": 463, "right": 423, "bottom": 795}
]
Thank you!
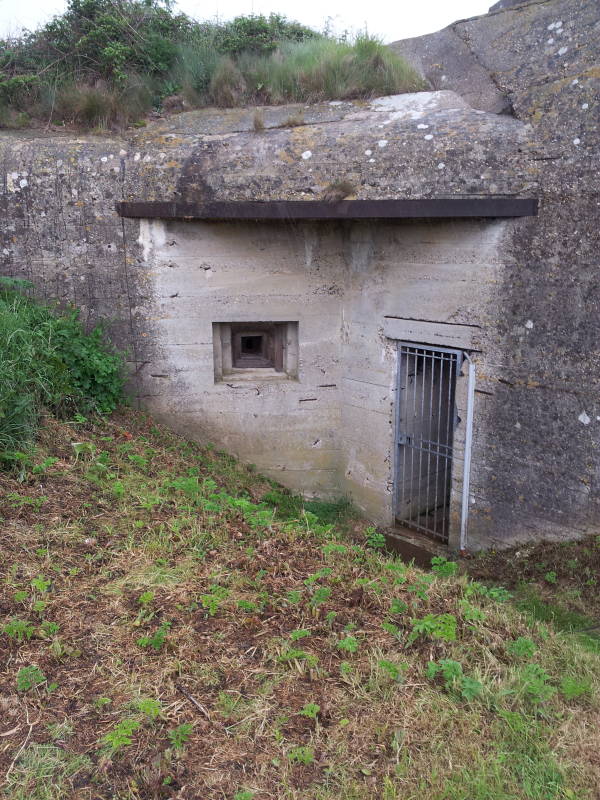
[
  {"left": 9, "top": 0, "right": 597, "bottom": 556},
  {"left": 118, "top": 198, "right": 536, "bottom": 553}
]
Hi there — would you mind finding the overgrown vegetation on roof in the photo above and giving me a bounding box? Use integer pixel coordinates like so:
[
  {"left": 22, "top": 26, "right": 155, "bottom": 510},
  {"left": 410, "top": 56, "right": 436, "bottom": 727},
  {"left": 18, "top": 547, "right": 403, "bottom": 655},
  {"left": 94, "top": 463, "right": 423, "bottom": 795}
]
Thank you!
[
  {"left": 0, "top": 278, "right": 123, "bottom": 461},
  {"left": 0, "top": 0, "right": 424, "bottom": 130},
  {"left": 0, "top": 407, "right": 599, "bottom": 798}
]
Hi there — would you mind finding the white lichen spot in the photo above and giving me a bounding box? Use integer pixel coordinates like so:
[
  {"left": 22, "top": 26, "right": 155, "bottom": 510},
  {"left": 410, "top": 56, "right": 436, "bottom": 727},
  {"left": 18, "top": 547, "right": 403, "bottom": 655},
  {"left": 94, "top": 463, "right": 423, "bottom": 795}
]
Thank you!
[
  {"left": 19, "top": 179, "right": 28, "bottom": 188},
  {"left": 578, "top": 411, "right": 591, "bottom": 425},
  {"left": 100, "top": 156, "right": 108, "bottom": 163},
  {"left": 108, "top": 154, "right": 114, "bottom": 160},
  {"left": 515, "top": 421, "right": 521, "bottom": 430},
  {"left": 301, "top": 150, "right": 312, "bottom": 160},
  {"left": 547, "top": 22, "right": 555, "bottom": 30},
  {"left": 133, "top": 152, "right": 141, "bottom": 162},
  {"left": 547, "top": 38, "right": 554, "bottom": 45},
  {"left": 525, "top": 319, "right": 534, "bottom": 329},
  {"left": 441, "top": 75, "right": 447, "bottom": 82},
  {"left": 368, "top": 158, "right": 375, "bottom": 163},
  {"left": 417, "top": 123, "right": 429, "bottom": 129},
  {"left": 556, "top": 20, "right": 563, "bottom": 27},
  {"left": 424, "top": 134, "right": 433, "bottom": 141},
  {"left": 573, "top": 137, "right": 581, "bottom": 145},
  {"left": 581, "top": 103, "right": 589, "bottom": 110},
  {"left": 364, "top": 149, "right": 372, "bottom": 156},
  {"left": 558, "top": 46, "right": 568, "bottom": 55},
  {"left": 377, "top": 140, "right": 388, "bottom": 148},
  {"left": 437, "top": 162, "right": 445, "bottom": 170},
  {"left": 571, "top": 78, "right": 579, "bottom": 85}
]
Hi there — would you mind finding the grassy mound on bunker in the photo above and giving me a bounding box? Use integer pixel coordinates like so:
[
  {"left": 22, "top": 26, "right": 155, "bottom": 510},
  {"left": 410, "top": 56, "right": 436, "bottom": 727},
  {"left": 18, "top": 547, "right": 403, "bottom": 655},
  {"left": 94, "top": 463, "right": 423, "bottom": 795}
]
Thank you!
[
  {"left": 1, "top": 0, "right": 424, "bottom": 130},
  {"left": 1, "top": 410, "right": 599, "bottom": 799}
]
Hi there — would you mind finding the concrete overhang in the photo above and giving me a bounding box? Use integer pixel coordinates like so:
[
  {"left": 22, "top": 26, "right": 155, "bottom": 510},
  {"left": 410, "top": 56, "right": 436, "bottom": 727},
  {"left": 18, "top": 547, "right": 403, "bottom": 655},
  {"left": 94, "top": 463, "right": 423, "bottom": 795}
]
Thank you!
[{"left": 116, "top": 198, "right": 538, "bottom": 221}]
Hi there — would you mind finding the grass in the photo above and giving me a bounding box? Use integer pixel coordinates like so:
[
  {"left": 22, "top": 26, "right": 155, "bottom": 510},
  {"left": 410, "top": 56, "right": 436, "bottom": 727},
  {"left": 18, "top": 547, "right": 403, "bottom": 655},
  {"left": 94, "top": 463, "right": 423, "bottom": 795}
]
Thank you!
[
  {"left": 0, "top": 409, "right": 599, "bottom": 799},
  {"left": 0, "top": 278, "right": 122, "bottom": 460}
]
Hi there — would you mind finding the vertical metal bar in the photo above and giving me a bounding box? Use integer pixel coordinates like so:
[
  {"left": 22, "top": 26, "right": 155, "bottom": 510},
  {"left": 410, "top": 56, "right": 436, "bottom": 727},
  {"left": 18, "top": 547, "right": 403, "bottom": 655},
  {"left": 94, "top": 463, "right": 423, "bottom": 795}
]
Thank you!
[
  {"left": 434, "top": 351, "right": 442, "bottom": 536},
  {"left": 427, "top": 352, "right": 434, "bottom": 529},
  {"left": 418, "top": 349, "right": 426, "bottom": 528},
  {"left": 410, "top": 348, "right": 417, "bottom": 526},
  {"left": 442, "top": 353, "right": 454, "bottom": 541},
  {"left": 460, "top": 355, "right": 476, "bottom": 552}
]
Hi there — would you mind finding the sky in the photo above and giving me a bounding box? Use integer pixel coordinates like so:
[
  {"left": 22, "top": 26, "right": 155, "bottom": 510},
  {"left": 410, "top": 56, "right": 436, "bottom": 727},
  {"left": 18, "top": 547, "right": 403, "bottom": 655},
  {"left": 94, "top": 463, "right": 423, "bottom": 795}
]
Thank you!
[{"left": 0, "top": 0, "right": 492, "bottom": 42}]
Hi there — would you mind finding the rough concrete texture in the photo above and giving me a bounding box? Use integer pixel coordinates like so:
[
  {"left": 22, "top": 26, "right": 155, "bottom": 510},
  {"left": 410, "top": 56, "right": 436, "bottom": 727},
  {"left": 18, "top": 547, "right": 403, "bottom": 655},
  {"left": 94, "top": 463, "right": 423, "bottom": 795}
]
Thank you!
[
  {"left": 392, "top": 0, "right": 600, "bottom": 549},
  {"left": 1, "top": 0, "right": 598, "bottom": 550}
]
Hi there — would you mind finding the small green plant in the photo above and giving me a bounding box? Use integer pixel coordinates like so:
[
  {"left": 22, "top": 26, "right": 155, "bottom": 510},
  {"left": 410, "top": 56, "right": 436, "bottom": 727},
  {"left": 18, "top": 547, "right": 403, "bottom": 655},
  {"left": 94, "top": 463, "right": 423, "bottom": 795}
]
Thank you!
[
  {"left": 299, "top": 702, "right": 320, "bottom": 719},
  {"left": 507, "top": 637, "right": 537, "bottom": 659},
  {"left": 459, "top": 599, "right": 486, "bottom": 623},
  {"left": 134, "top": 697, "right": 163, "bottom": 719},
  {"left": 408, "top": 613, "right": 457, "bottom": 644},
  {"left": 16, "top": 664, "right": 46, "bottom": 691},
  {"left": 285, "top": 590, "right": 302, "bottom": 604},
  {"left": 100, "top": 718, "right": 141, "bottom": 755},
  {"left": 41, "top": 620, "right": 60, "bottom": 637},
  {"left": 200, "top": 585, "right": 229, "bottom": 616},
  {"left": 426, "top": 660, "right": 482, "bottom": 701},
  {"left": 289, "top": 629, "right": 311, "bottom": 641},
  {"left": 31, "top": 575, "right": 51, "bottom": 593},
  {"left": 168, "top": 722, "right": 193, "bottom": 750},
  {"left": 430, "top": 556, "right": 459, "bottom": 577},
  {"left": 339, "top": 661, "right": 353, "bottom": 678},
  {"left": 32, "top": 456, "right": 59, "bottom": 474},
  {"left": 464, "top": 581, "right": 511, "bottom": 603},
  {"left": 365, "top": 527, "right": 386, "bottom": 549},
  {"left": 544, "top": 570, "right": 558, "bottom": 584},
  {"left": 304, "top": 567, "right": 333, "bottom": 586},
  {"left": 137, "top": 620, "right": 171, "bottom": 652},
  {"left": 288, "top": 745, "right": 315, "bottom": 765},
  {"left": 559, "top": 676, "right": 591, "bottom": 700},
  {"left": 279, "top": 648, "right": 318, "bottom": 668},
  {"left": 337, "top": 636, "right": 359, "bottom": 654},
  {"left": 390, "top": 598, "right": 408, "bottom": 615},
  {"left": 138, "top": 591, "right": 155, "bottom": 606},
  {"left": 381, "top": 621, "right": 402, "bottom": 640},
  {"left": 518, "top": 664, "right": 556, "bottom": 705},
  {"left": 3, "top": 617, "right": 35, "bottom": 642},
  {"left": 378, "top": 660, "right": 405, "bottom": 682},
  {"left": 310, "top": 586, "right": 331, "bottom": 607},
  {"left": 234, "top": 792, "right": 255, "bottom": 800}
]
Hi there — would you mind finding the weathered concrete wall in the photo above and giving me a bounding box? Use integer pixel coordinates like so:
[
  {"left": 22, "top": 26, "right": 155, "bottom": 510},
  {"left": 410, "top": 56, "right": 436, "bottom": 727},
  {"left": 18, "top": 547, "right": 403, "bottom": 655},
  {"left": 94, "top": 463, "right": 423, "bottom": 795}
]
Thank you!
[{"left": 392, "top": 0, "right": 600, "bottom": 548}]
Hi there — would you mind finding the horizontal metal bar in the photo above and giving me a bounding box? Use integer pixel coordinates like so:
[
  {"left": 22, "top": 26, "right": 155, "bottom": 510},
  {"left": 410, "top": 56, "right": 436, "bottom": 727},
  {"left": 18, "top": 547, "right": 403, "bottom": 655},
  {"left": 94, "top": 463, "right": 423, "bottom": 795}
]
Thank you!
[{"left": 116, "top": 197, "right": 539, "bottom": 221}]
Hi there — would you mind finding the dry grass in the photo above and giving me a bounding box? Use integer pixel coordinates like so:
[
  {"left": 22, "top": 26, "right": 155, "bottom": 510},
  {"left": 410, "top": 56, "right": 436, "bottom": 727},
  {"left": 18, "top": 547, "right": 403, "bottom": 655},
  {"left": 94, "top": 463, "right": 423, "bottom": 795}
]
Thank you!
[{"left": 0, "top": 410, "right": 599, "bottom": 799}]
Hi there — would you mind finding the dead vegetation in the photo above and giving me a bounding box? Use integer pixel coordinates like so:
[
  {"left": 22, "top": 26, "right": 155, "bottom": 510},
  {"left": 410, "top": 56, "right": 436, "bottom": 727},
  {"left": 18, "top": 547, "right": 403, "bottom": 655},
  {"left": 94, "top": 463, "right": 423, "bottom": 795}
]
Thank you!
[{"left": 0, "top": 410, "right": 599, "bottom": 799}]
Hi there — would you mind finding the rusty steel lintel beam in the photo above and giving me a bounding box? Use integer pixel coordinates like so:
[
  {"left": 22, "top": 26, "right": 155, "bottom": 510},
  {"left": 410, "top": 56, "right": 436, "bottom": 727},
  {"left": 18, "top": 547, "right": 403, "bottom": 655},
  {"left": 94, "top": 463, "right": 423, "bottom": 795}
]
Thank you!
[{"left": 116, "top": 198, "right": 538, "bottom": 221}]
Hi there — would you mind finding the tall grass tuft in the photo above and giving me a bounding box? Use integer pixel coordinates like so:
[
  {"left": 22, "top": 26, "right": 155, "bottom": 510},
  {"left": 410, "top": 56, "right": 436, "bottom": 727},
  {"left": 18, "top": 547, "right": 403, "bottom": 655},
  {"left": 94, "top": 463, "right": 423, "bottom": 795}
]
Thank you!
[
  {"left": 232, "top": 35, "right": 425, "bottom": 105},
  {"left": 0, "top": 278, "right": 123, "bottom": 461}
]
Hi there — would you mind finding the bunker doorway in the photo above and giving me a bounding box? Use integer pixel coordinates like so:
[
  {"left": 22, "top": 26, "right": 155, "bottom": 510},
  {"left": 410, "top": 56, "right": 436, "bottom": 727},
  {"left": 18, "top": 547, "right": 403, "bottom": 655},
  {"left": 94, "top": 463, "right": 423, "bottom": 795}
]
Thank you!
[{"left": 394, "top": 343, "right": 464, "bottom": 544}]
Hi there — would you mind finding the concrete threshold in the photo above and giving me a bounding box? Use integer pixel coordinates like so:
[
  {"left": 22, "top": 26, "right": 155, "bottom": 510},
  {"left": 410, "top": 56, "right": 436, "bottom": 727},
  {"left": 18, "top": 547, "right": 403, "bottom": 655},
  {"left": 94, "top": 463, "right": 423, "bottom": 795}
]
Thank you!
[{"left": 384, "top": 525, "right": 448, "bottom": 568}]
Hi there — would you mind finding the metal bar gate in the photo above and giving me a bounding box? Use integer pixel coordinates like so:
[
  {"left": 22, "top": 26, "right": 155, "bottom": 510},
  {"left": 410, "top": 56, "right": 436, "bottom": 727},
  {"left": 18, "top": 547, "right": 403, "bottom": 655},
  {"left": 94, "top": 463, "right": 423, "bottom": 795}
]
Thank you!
[{"left": 394, "top": 342, "right": 466, "bottom": 544}]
